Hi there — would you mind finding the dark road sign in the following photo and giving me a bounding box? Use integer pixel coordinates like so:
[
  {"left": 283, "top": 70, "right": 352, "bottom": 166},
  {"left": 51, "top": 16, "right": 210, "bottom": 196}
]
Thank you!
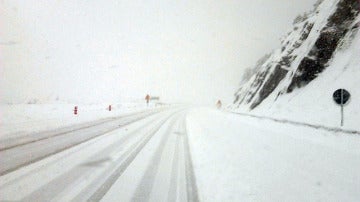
[
  {"left": 333, "top": 89, "right": 350, "bottom": 105},
  {"left": 332, "top": 89, "right": 351, "bottom": 126}
]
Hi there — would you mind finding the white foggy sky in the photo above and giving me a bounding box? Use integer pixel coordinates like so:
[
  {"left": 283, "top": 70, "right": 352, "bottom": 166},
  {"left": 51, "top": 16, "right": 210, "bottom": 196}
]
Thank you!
[{"left": 0, "top": 0, "right": 316, "bottom": 104}]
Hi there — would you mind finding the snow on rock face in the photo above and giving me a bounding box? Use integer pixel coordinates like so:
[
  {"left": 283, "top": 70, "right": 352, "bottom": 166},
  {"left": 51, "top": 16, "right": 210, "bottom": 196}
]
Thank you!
[
  {"left": 232, "top": 0, "right": 360, "bottom": 130},
  {"left": 287, "top": 0, "right": 359, "bottom": 93},
  {"left": 234, "top": 0, "right": 359, "bottom": 110}
]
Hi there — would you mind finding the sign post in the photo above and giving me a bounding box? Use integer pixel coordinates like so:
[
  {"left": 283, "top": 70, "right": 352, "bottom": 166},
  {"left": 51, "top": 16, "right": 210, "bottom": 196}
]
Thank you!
[{"left": 332, "top": 89, "right": 350, "bottom": 126}]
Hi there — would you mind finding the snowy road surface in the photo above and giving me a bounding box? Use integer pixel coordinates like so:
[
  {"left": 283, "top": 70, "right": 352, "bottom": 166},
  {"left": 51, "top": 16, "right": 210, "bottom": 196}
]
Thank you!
[
  {"left": 0, "top": 108, "right": 198, "bottom": 201},
  {"left": 1, "top": 107, "right": 359, "bottom": 201}
]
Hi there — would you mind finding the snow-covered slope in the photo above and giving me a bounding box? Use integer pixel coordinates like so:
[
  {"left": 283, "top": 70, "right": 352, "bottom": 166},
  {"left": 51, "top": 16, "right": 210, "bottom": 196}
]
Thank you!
[{"left": 232, "top": 0, "right": 360, "bottom": 130}]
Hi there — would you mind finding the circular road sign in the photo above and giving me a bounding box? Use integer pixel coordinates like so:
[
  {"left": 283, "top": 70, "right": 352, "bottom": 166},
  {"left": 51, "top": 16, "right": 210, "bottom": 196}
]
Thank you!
[{"left": 333, "top": 89, "right": 350, "bottom": 105}]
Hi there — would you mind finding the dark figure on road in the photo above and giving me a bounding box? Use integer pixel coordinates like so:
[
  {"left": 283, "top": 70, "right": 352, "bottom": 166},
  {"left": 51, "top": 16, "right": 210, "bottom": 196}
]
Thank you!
[
  {"left": 145, "top": 94, "right": 150, "bottom": 106},
  {"left": 216, "top": 100, "right": 222, "bottom": 109}
]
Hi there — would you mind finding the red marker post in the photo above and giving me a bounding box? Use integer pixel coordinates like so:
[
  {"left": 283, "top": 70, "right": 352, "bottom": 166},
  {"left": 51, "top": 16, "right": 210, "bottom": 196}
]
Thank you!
[
  {"left": 74, "top": 106, "right": 78, "bottom": 115},
  {"left": 145, "top": 94, "right": 150, "bottom": 106},
  {"left": 108, "top": 105, "right": 112, "bottom": 111}
]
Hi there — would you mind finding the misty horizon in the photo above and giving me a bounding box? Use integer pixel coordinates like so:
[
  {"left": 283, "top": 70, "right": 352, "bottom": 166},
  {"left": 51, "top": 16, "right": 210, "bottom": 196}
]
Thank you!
[{"left": 1, "top": 0, "right": 316, "bottom": 105}]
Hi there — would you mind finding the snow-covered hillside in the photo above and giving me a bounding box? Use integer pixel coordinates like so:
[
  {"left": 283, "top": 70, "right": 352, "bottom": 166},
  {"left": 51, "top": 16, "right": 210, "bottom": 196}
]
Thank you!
[{"left": 232, "top": 0, "right": 360, "bottom": 130}]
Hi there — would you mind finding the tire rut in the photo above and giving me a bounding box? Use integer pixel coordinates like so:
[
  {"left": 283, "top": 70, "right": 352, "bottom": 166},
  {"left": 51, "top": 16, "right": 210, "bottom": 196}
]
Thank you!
[
  {"left": 131, "top": 115, "right": 180, "bottom": 202},
  {"left": 183, "top": 117, "right": 200, "bottom": 202},
  {"left": 0, "top": 109, "right": 163, "bottom": 152},
  {"left": 0, "top": 110, "right": 168, "bottom": 176},
  {"left": 19, "top": 115, "right": 162, "bottom": 202},
  {"left": 76, "top": 110, "right": 184, "bottom": 202}
]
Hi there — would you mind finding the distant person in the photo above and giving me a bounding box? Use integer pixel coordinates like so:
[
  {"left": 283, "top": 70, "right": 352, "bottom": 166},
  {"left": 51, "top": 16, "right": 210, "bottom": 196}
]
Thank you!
[
  {"left": 145, "top": 94, "right": 150, "bottom": 106},
  {"left": 216, "top": 100, "right": 222, "bottom": 109}
]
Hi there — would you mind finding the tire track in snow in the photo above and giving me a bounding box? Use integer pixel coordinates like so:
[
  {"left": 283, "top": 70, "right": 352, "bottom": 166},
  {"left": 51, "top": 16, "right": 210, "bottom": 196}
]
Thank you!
[
  {"left": 19, "top": 115, "right": 163, "bottom": 202},
  {"left": 167, "top": 134, "right": 181, "bottom": 202},
  {"left": 130, "top": 114, "right": 181, "bottom": 202},
  {"left": 0, "top": 109, "right": 163, "bottom": 151},
  {"left": 183, "top": 118, "right": 200, "bottom": 202},
  {"left": 79, "top": 110, "right": 184, "bottom": 202},
  {"left": 0, "top": 110, "right": 167, "bottom": 176}
]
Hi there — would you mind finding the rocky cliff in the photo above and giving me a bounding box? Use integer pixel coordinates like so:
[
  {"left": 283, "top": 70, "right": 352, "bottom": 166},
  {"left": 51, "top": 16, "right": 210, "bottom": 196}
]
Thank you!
[{"left": 233, "top": 0, "right": 359, "bottom": 110}]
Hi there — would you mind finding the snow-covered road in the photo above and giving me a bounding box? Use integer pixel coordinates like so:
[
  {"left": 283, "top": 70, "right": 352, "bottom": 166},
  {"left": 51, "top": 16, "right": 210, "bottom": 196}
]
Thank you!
[
  {"left": 1, "top": 107, "right": 359, "bottom": 202},
  {"left": 0, "top": 108, "right": 198, "bottom": 201}
]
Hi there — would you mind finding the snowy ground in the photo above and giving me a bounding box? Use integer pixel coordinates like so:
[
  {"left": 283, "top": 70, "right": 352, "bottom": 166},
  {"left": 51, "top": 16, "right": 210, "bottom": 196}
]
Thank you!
[
  {"left": 0, "top": 106, "right": 359, "bottom": 201},
  {"left": 187, "top": 108, "right": 360, "bottom": 202}
]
